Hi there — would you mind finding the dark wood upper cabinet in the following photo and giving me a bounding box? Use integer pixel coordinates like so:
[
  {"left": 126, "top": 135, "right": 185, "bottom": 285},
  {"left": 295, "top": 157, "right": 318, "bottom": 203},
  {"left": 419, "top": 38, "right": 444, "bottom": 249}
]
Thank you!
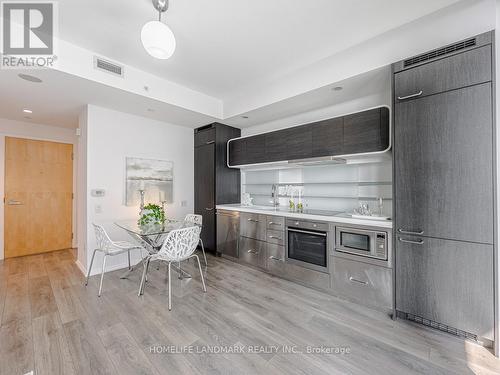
[
  {"left": 227, "top": 106, "right": 390, "bottom": 167},
  {"left": 286, "top": 125, "right": 312, "bottom": 161},
  {"left": 265, "top": 130, "right": 288, "bottom": 162},
  {"left": 343, "top": 107, "right": 389, "bottom": 155},
  {"left": 194, "top": 123, "right": 240, "bottom": 253},
  {"left": 311, "top": 117, "right": 343, "bottom": 157}
]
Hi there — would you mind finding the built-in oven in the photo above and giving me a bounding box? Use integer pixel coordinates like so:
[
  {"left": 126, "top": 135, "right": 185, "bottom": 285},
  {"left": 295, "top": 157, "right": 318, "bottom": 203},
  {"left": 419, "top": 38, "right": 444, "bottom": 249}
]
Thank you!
[
  {"left": 286, "top": 219, "right": 329, "bottom": 273},
  {"left": 335, "top": 226, "right": 388, "bottom": 260}
]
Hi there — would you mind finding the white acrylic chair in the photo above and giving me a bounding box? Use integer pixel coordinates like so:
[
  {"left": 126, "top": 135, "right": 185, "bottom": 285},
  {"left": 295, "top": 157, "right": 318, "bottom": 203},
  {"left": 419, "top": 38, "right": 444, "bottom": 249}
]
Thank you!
[
  {"left": 184, "top": 213, "right": 207, "bottom": 266},
  {"left": 86, "top": 224, "right": 144, "bottom": 297},
  {"left": 138, "top": 226, "right": 207, "bottom": 310}
]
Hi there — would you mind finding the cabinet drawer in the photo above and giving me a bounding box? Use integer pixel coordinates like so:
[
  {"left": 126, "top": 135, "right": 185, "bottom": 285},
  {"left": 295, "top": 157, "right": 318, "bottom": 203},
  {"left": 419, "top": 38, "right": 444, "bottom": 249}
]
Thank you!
[
  {"left": 266, "top": 243, "right": 285, "bottom": 272},
  {"left": 239, "top": 236, "right": 266, "bottom": 268},
  {"left": 281, "top": 262, "right": 330, "bottom": 290},
  {"left": 194, "top": 128, "right": 216, "bottom": 147},
  {"left": 266, "top": 216, "right": 284, "bottom": 231},
  {"left": 331, "top": 256, "right": 392, "bottom": 312},
  {"left": 240, "top": 213, "right": 266, "bottom": 241},
  {"left": 266, "top": 229, "right": 284, "bottom": 245},
  {"left": 394, "top": 45, "right": 491, "bottom": 102}
]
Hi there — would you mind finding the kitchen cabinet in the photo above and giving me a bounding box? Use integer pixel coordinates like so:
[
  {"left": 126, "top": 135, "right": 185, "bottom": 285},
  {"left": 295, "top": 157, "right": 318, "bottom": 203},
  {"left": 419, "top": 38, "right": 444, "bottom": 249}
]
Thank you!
[
  {"left": 331, "top": 256, "right": 392, "bottom": 313},
  {"left": 312, "top": 117, "right": 343, "bottom": 157},
  {"left": 227, "top": 106, "right": 390, "bottom": 167},
  {"left": 239, "top": 236, "right": 267, "bottom": 268},
  {"left": 395, "top": 83, "right": 493, "bottom": 244},
  {"left": 286, "top": 125, "right": 313, "bottom": 160},
  {"left": 239, "top": 212, "right": 266, "bottom": 241},
  {"left": 393, "top": 31, "right": 495, "bottom": 340},
  {"left": 216, "top": 210, "right": 240, "bottom": 258},
  {"left": 394, "top": 43, "right": 491, "bottom": 101},
  {"left": 396, "top": 236, "right": 493, "bottom": 340},
  {"left": 343, "top": 108, "right": 389, "bottom": 155},
  {"left": 194, "top": 123, "right": 241, "bottom": 254}
]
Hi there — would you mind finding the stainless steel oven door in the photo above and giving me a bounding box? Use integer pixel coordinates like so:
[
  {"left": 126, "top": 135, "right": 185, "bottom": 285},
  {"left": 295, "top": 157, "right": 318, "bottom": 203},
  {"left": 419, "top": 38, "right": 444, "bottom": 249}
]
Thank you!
[{"left": 286, "top": 227, "right": 328, "bottom": 273}]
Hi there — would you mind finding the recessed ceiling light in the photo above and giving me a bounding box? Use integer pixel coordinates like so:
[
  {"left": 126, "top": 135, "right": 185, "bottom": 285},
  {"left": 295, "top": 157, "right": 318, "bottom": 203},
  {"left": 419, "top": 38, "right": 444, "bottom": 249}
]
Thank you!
[
  {"left": 23, "top": 109, "right": 33, "bottom": 114},
  {"left": 24, "top": 116, "right": 32, "bottom": 120},
  {"left": 332, "top": 86, "right": 343, "bottom": 91},
  {"left": 241, "top": 116, "right": 249, "bottom": 119},
  {"left": 18, "top": 73, "right": 42, "bottom": 83},
  {"left": 147, "top": 108, "right": 155, "bottom": 112}
]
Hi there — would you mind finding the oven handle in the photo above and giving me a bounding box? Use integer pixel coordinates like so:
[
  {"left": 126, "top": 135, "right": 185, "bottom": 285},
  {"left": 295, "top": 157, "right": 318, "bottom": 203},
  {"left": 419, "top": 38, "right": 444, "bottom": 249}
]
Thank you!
[{"left": 287, "top": 228, "right": 327, "bottom": 237}]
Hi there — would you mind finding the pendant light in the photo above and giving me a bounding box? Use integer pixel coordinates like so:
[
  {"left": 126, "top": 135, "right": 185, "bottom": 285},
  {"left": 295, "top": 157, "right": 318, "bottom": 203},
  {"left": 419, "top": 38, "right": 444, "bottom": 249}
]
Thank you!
[{"left": 141, "top": 0, "right": 176, "bottom": 60}]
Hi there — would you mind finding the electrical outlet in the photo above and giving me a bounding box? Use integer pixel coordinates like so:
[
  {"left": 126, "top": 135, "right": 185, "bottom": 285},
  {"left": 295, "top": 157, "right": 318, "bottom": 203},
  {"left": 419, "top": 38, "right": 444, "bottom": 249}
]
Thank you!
[{"left": 181, "top": 200, "right": 188, "bottom": 207}]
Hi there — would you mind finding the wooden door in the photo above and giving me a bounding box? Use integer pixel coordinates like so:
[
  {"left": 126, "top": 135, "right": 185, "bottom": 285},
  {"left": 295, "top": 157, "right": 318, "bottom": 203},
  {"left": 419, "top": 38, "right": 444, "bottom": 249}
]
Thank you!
[
  {"left": 194, "top": 142, "right": 215, "bottom": 251},
  {"left": 394, "top": 83, "right": 493, "bottom": 244},
  {"left": 4, "top": 137, "right": 73, "bottom": 258}
]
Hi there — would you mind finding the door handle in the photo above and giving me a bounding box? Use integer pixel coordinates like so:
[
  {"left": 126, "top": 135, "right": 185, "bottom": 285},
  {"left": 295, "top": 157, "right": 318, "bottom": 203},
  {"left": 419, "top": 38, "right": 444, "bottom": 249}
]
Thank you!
[
  {"left": 7, "top": 200, "right": 23, "bottom": 205},
  {"left": 269, "top": 256, "right": 283, "bottom": 262},
  {"left": 398, "top": 228, "right": 424, "bottom": 235},
  {"left": 398, "top": 237, "right": 424, "bottom": 245},
  {"left": 349, "top": 277, "right": 368, "bottom": 285},
  {"left": 205, "top": 207, "right": 214, "bottom": 211},
  {"left": 397, "top": 90, "right": 423, "bottom": 100},
  {"left": 205, "top": 140, "right": 215, "bottom": 145}
]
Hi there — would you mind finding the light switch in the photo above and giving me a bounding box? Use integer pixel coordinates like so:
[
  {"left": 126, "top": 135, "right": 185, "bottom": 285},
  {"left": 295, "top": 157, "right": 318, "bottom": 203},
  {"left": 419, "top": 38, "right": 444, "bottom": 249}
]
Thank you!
[
  {"left": 91, "top": 189, "right": 106, "bottom": 197},
  {"left": 181, "top": 200, "right": 188, "bottom": 207},
  {"left": 95, "top": 204, "right": 103, "bottom": 214}
]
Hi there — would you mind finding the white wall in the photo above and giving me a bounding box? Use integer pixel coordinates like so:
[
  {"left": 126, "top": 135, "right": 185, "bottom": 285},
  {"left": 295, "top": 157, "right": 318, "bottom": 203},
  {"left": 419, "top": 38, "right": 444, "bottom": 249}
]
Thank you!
[
  {"left": 0, "top": 118, "right": 77, "bottom": 260},
  {"left": 81, "top": 105, "right": 194, "bottom": 276}
]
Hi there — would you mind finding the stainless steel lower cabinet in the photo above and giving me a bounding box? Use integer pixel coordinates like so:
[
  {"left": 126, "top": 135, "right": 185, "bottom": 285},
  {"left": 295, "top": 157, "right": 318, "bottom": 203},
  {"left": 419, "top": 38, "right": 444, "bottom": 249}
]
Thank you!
[
  {"left": 266, "top": 243, "right": 285, "bottom": 272},
  {"left": 331, "top": 256, "right": 392, "bottom": 312},
  {"left": 238, "top": 236, "right": 267, "bottom": 268},
  {"left": 396, "top": 236, "right": 494, "bottom": 340}
]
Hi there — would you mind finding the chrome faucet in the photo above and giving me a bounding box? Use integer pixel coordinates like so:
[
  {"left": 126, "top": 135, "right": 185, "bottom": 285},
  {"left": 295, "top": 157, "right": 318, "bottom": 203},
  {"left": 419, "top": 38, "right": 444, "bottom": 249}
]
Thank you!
[{"left": 271, "top": 184, "right": 279, "bottom": 207}]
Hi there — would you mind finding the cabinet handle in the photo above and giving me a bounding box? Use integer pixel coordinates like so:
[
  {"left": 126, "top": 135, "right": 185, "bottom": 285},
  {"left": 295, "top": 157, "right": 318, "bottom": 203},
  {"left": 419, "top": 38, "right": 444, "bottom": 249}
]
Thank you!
[
  {"left": 268, "top": 222, "right": 281, "bottom": 226},
  {"left": 397, "top": 90, "right": 423, "bottom": 100},
  {"left": 349, "top": 277, "right": 368, "bottom": 285},
  {"left": 205, "top": 140, "right": 215, "bottom": 145},
  {"left": 247, "top": 218, "right": 259, "bottom": 222},
  {"left": 398, "top": 237, "right": 424, "bottom": 245},
  {"left": 205, "top": 207, "right": 214, "bottom": 211},
  {"left": 269, "top": 256, "right": 283, "bottom": 262},
  {"left": 268, "top": 235, "right": 281, "bottom": 240},
  {"left": 398, "top": 228, "right": 424, "bottom": 235},
  {"left": 247, "top": 249, "right": 259, "bottom": 254}
]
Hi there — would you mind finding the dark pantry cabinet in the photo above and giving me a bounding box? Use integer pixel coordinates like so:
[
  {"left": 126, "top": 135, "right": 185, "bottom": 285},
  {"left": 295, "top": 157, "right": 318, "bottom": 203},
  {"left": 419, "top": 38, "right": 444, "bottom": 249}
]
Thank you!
[
  {"left": 393, "top": 31, "right": 494, "bottom": 340},
  {"left": 227, "top": 107, "right": 389, "bottom": 167},
  {"left": 194, "top": 123, "right": 241, "bottom": 253}
]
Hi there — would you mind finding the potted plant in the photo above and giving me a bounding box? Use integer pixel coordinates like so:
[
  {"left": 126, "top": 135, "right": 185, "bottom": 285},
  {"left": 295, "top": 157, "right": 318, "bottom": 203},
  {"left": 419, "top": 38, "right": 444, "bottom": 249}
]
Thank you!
[{"left": 138, "top": 203, "right": 166, "bottom": 226}]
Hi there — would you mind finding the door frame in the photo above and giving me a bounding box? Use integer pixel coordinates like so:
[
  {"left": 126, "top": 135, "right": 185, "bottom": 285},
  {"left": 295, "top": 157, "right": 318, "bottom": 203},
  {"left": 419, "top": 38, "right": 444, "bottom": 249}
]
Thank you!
[{"left": 0, "top": 134, "right": 77, "bottom": 259}]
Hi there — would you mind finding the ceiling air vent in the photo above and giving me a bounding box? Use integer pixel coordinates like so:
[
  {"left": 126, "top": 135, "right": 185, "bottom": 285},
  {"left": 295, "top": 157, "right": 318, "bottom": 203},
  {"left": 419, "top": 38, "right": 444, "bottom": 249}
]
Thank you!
[
  {"left": 403, "top": 38, "right": 476, "bottom": 68},
  {"left": 93, "top": 57, "right": 124, "bottom": 77}
]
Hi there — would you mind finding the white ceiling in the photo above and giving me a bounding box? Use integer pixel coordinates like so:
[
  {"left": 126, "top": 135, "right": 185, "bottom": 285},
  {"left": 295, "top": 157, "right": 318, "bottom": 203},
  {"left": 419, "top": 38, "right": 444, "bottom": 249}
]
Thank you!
[
  {"left": 59, "top": 0, "right": 461, "bottom": 99},
  {"left": 0, "top": 69, "right": 216, "bottom": 129}
]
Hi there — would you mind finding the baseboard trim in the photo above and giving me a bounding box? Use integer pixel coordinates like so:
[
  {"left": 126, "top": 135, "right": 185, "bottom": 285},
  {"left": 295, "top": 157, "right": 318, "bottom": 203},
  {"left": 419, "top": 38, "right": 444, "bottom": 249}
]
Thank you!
[{"left": 75, "top": 259, "right": 86, "bottom": 276}]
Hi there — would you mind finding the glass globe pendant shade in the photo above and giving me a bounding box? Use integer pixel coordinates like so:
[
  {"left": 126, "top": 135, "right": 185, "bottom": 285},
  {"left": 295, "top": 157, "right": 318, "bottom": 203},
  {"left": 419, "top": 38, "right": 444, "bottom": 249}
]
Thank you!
[{"left": 141, "top": 20, "right": 176, "bottom": 59}]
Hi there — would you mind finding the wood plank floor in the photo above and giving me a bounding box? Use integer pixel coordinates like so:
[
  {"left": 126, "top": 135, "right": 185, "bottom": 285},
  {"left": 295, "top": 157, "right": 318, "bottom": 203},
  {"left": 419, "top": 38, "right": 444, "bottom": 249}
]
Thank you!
[{"left": 0, "top": 249, "right": 499, "bottom": 375}]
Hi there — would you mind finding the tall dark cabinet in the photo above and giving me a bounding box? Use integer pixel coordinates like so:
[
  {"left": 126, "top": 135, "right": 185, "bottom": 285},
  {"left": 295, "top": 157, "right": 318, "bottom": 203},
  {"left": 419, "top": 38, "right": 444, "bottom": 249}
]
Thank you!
[
  {"left": 393, "top": 32, "right": 495, "bottom": 342},
  {"left": 194, "top": 123, "right": 241, "bottom": 254}
]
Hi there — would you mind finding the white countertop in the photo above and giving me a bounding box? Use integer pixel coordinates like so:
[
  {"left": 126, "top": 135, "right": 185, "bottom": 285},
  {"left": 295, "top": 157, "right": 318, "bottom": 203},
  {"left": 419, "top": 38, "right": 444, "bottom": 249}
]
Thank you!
[{"left": 216, "top": 204, "right": 393, "bottom": 229}]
